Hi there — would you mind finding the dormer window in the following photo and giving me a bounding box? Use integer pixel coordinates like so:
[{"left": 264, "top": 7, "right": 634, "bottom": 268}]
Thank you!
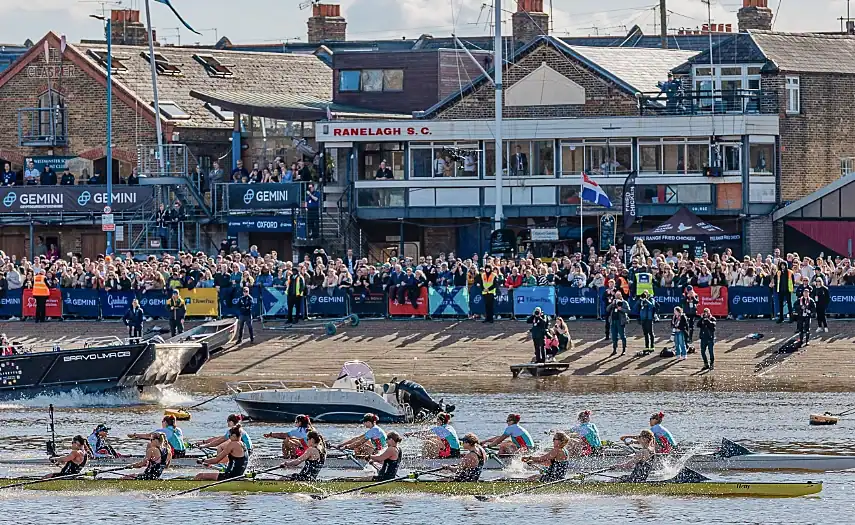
[
  {"left": 87, "top": 50, "right": 128, "bottom": 72},
  {"left": 141, "top": 51, "right": 181, "bottom": 75},
  {"left": 193, "top": 54, "right": 233, "bottom": 77},
  {"left": 155, "top": 100, "right": 190, "bottom": 120}
]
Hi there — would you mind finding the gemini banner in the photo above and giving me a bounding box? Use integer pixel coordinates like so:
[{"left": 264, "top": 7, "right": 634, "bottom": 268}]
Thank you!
[
  {"left": 307, "top": 287, "right": 349, "bottom": 317},
  {"left": 0, "top": 185, "right": 154, "bottom": 213},
  {"left": 0, "top": 289, "right": 23, "bottom": 318},
  {"left": 556, "top": 287, "right": 598, "bottom": 318},
  {"left": 61, "top": 288, "right": 100, "bottom": 318},
  {"left": 468, "top": 286, "right": 513, "bottom": 316}
]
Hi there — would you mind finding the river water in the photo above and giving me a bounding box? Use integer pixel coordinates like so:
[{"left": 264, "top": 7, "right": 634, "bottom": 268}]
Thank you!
[{"left": 0, "top": 388, "right": 853, "bottom": 524}]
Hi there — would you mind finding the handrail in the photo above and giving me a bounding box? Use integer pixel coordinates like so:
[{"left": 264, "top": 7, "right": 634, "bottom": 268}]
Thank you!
[
  {"left": 226, "top": 379, "right": 331, "bottom": 393},
  {"left": 636, "top": 88, "right": 777, "bottom": 116}
]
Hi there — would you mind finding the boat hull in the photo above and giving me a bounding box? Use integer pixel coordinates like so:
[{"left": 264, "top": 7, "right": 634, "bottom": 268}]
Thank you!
[
  {"left": 0, "top": 478, "right": 822, "bottom": 498},
  {"left": 233, "top": 388, "right": 405, "bottom": 423}
]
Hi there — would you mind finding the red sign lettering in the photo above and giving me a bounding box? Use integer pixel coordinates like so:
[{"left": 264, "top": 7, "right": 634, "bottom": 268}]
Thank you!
[{"left": 332, "top": 126, "right": 432, "bottom": 137}]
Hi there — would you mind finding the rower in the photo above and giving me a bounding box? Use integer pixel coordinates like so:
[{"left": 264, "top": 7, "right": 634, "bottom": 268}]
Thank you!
[
  {"left": 337, "top": 413, "right": 386, "bottom": 456},
  {"left": 620, "top": 412, "right": 677, "bottom": 454},
  {"left": 128, "top": 415, "right": 187, "bottom": 458},
  {"left": 195, "top": 425, "right": 248, "bottom": 481},
  {"left": 85, "top": 424, "right": 122, "bottom": 459},
  {"left": 281, "top": 430, "right": 327, "bottom": 481},
  {"left": 482, "top": 413, "right": 534, "bottom": 455},
  {"left": 353, "top": 431, "right": 403, "bottom": 482},
  {"left": 264, "top": 414, "right": 313, "bottom": 459},
  {"left": 522, "top": 431, "right": 571, "bottom": 482},
  {"left": 616, "top": 429, "right": 656, "bottom": 482},
  {"left": 568, "top": 410, "right": 602, "bottom": 457},
  {"left": 196, "top": 414, "right": 253, "bottom": 456},
  {"left": 406, "top": 412, "right": 460, "bottom": 459},
  {"left": 46, "top": 435, "right": 88, "bottom": 478},
  {"left": 441, "top": 433, "right": 486, "bottom": 482},
  {"left": 123, "top": 433, "right": 171, "bottom": 480}
]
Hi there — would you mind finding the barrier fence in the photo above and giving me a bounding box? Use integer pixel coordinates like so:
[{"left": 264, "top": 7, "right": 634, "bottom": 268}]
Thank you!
[{"left": 0, "top": 285, "right": 848, "bottom": 320}]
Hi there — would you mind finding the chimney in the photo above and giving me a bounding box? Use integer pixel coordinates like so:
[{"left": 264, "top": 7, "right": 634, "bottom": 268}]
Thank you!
[
  {"left": 307, "top": 3, "right": 347, "bottom": 44},
  {"left": 737, "top": 0, "right": 773, "bottom": 32},
  {"left": 109, "top": 9, "right": 149, "bottom": 46},
  {"left": 512, "top": 0, "right": 549, "bottom": 46}
]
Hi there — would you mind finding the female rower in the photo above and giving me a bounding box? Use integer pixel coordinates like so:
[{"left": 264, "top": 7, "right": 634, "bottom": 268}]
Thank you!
[
  {"left": 128, "top": 415, "right": 187, "bottom": 458},
  {"left": 123, "top": 433, "right": 171, "bottom": 480},
  {"left": 195, "top": 426, "right": 248, "bottom": 481},
  {"left": 264, "top": 414, "right": 313, "bottom": 459},
  {"left": 337, "top": 413, "right": 387, "bottom": 456},
  {"left": 441, "top": 433, "right": 486, "bottom": 482},
  {"left": 522, "top": 431, "right": 571, "bottom": 482},
  {"left": 568, "top": 410, "right": 602, "bottom": 457},
  {"left": 281, "top": 430, "right": 327, "bottom": 481},
  {"left": 196, "top": 414, "right": 253, "bottom": 455},
  {"left": 353, "top": 432, "right": 404, "bottom": 482},
  {"left": 482, "top": 413, "right": 534, "bottom": 455},
  {"left": 406, "top": 412, "right": 460, "bottom": 459},
  {"left": 620, "top": 412, "right": 677, "bottom": 454},
  {"left": 616, "top": 429, "right": 656, "bottom": 482},
  {"left": 46, "top": 435, "right": 87, "bottom": 478}
]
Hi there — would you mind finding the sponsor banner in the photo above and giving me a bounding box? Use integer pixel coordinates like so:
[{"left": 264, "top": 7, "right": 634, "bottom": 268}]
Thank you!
[
  {"left": 827, "top": 287, "right": 855, "bottom": 315},
  {"left": 184, "top": 288, "right": 219, "bottom": 317},
  {"left": 138, "top": 290, "right": 171, "bottom": 319},
  {"left": 61, "top": 288, "right": 100, "bottom": 318},
  {"left": 513, "top": 287, "right": 556, "bottom": 317},
  {"left": 351, "top": 288, "right": 386, "bottom": 317},
  {"left": 228, "top": 183, "right": 303, "bottom": 210},
  {"left": 696, "top": 286, "right": 729, "bottom": 318},
  {"left": 227, "top": 215, "right": 293, "bottom": 234},
  {"left": 0, "top": 186, "right": 154, "bottom": 213},
  {"left": 428, "top": 286, "right": 470, "bottom": 317},
  {"left": 468, "top": 286, "right": 513, "bottom": 316},
  {"left": 624, "top": 287, "right": 682, "bottom": 316},
  {"left": 219, "top": 288, "right": 262, "bottom": 318},
  {"left": 556, "top": 287, "right": 598, "bottom": 318},
  {"left": 728, "top": 287, "right": 772, "bottom": 317},
  {"left": 261, "top": 286, "right": 289, "bottom": 317},
  {"left": 22, "top": 289, "right": 62, "bottom": 318},
  {"left": 99, "top": 290, "right": 136, "bottom": 318},
  {"left": 388, "top": 287, "right": 428, "bottom": 316},
  {"left": 0, "top": 289, "right": 22, "bottom": 317},
  {"left": 307, "top": 287, "right": 349, "bottom": 317}
]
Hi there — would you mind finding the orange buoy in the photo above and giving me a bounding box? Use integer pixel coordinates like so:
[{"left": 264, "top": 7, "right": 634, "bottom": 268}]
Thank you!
[{"left": 809, "top": 413, "right": 840, "bottom": 426}]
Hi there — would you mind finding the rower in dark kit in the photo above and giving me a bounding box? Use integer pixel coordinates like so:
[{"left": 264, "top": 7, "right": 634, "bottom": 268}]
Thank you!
[
  {"left": 123, "top": 433, "right": 171, "bottom": 480},
  {"left": 264, "top": 414, "right": 314, "bottom": 459},
  {"left": 351, "top": 431, "right": 404, "bottom": 482},
  {"left": 441, "top": 433, "right": 487, "bottom": 482},
  {"left": 46, "top": 435, "right": 88, "bottom": 478},
  {"left": 128, "top": 415, "right": 187, "bottom": 458},
  {"left": 281, "top": 430, "right": 327, "bottom": 481},
  {"left": 522, "top": 431, "right": 571, "bottom": 482},
  {"left": 616, "top": 429, "right": 656, "bottom": 482},
  {"left": 195, "top": 426, "right": 248, "bottom": 481}
]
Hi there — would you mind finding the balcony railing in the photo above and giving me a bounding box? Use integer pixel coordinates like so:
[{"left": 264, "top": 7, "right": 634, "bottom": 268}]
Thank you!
[
  {"left": 18, "top": 107, "right": 68, "bottom": 146},
  {"left": 636, "top": 89, "right": 778, "bottom": 116}
]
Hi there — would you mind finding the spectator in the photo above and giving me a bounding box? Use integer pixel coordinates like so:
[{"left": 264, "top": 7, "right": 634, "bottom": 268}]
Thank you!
[
  {"left": 2, "top": 163, "right": 16, "bottom": 186},
  {"left": 773, "top": 261, "right": 794, "bottom": 323},
  {"left": 638, "top": 290, "right": 656, "bottom": 351},
  {"left": 813, "top": 277, "right": 830, "bottom": 333},
  {"left": 697, "top": 307, "right": 716, "bottom": 371},
  {"left": 60, "top": 171, "right": 76, "bottom": 185},
  {"left": 24, "top": 161, "right": 39, "bottom": 185},
  {"left": 305, "top": 183, "right": 321, "bottom": 239},
  {"left": 122, "top": 298, "right": 145, "bottom": 342},
  {"left": 682, "top": 285, "right": 699, "bottom": 343},
  {"left": 375, "top": 160, "right": 394, "bottom": 180},
  {"left": 606, "top": 291, "right": 630, "bottom": 356},
  {"left": 553, "top": 316, "right": 571, "bottom": 353},
  {"left": 671, "top": 306, "right": 689, "bottom": 361},
  {"left": 40, "top": 165, "right": 57, "bottom": 185},
  {"left": 795, "top": 287, "right": 815, "bottom": 347},
  {"left": 526, "top": 307, "right": 549, "bottom": 363},
  {"left": 298, "top": 161, "right": 312, "bottom": 182},
  {"left": 209, "top": 162, "right": 224, "bottom": 189},
  {"left": 231, "top": 159, "right": 249, "bottom": 182},
  {"left": 167, "top": 289, "right": 186, "bottom": 336},
  {"left": 235, "top": 286, "right": 255, "bottom": 344}
]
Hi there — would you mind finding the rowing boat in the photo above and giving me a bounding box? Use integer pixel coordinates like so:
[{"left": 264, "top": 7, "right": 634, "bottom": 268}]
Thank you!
[{"left": 0, "top": 477, "right": 822, "bottom": 498}]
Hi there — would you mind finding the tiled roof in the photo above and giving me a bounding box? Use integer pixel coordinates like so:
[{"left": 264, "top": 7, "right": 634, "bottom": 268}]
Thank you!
[
  {"left": 74, "top": 43, "right": 333, "bottom": 128},
  {"left": 750, "top": 30, "right": 855, "bottom": 73},
  {"left": 672, "top": 33, "right": 767, "bottom": 74}
]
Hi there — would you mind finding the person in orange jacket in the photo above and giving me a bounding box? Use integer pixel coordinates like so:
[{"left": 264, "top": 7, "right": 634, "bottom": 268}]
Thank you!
[{"left": 32, "top": 268, "right": 51, "bottom": 323}]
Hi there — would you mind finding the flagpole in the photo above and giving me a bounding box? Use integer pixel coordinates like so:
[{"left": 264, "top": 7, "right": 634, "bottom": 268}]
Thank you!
[{"left": 580, "top": 173, "right": 584, "bottom": 251}]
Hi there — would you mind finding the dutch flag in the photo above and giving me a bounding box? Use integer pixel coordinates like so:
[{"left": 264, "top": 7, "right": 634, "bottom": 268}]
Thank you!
[{"left": 581, "top": 172, "right": 612, "bottom": 208}]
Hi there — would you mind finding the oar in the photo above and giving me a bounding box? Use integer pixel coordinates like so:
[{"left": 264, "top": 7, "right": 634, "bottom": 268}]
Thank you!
[
  {"left": 328, "top": 445, "right": 371, "bottom": 470},
  {"left": 187, "top": 394, "right": 224, "bottom": 410},
  {"left": 0, "top": 465, "right": 136, "bottom": 490},
  {"left": 474, "top": 464, "right": 620, "bottom": 502},
  {"left": 168, "top": 466, "right": 282, "bottom": 498},
  {"left": 310, "top": 467, "right": 445, "bottom": 500}
]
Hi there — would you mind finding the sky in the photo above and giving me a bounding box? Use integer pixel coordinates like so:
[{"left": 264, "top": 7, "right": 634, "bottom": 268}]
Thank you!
[{"left": 0, "top": 0, "right": 848, "bottom": 47}]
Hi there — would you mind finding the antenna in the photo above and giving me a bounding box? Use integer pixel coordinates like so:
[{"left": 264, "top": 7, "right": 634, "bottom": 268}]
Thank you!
[
  {"left": 199, "top": 27, "right": 219, "bottom": 43},
  {"left": 298, "top": 0, "right": 319, "bottom": 10},
  {"left": 160, "top": 27, "right": 181, "bottom": 45},
  {"left": 79, "top": 0, "right": 123, "bottom": 20}
]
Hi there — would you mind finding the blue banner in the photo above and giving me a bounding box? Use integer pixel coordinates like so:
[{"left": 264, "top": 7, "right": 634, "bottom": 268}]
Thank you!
[
  {"left": 307, "top": 287, "right": 348, "bottom": 317},
  {"left": 428, "top": 286, "right": 470, "bottom": 317},
  {"left": 729, "top": 286, "right": 772, "bottom": 317},
  {"left": 0, "top": 289, "right": 22, "bottom": 318},
  {"left": 351, "top": 288, "right": 386, "bottom": 317},
  {"left": 62, "top": 289, "right": 100, "bottom": 318},
  {"left": 99, "top": 290, "right": 137, "bottom": 318},
  {"left": 138, "top": 290, "right": 171, "bottom": 319},
  {"left": 623, "top": 287, "right": 682, "bottom": 316},
  {"left": 261, "top": 287, "right": 289, "bottom": 317},
  {"left": 227, "top": 215, "right": 292, "bottom": 234},
  {"left": 219, "top": 287, "right": 261, "bottom": 318},
  {"left": 513, "top": 287, "right": 556, "bottom": 316},
  {"left": 556, "top": 287, "right": 598, "bottom": 318},
  {"left": 828, "top": 286, "right": 855, "bottom": 315},
  {"left": 469, "top": 286, "right": 513, "bottom": 316}
]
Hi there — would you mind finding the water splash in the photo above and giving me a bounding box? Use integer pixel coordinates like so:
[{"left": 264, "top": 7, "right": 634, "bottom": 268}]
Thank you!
[{"left": 0, "top": 386, "right": 195, "bottom": 410}]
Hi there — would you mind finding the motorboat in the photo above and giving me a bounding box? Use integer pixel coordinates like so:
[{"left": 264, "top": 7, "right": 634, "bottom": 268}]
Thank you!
[{"left": 229, "top": 361, "right": 453, "bottom": 423}]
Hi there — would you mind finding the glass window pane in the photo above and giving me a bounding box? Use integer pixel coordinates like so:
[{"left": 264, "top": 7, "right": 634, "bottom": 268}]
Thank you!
[
  {"left": 749, "top": 143, "right": 774, "bottom": 175},
  {"left": 723, "top": 145, "right": 741, "bottom": 173},
  {"left": 459, "top": 145, "right": 479, "bottom": 177},
  {"left": 339, "top": 70, "right": 360, "bottom": 92},
  {"left": 695, "top": 67, "right": 712, "bottom": 76},
  {"left": 747, "top": 67, "right": 762, "bottom": 75},
  {"left": 410, "top": 148, "right": 432, "bottom": 178},
  {"left": 560, "top": 186, "right": 580, "bottom": 205},
  {"left": 508, "top": 140, "right": 530, "bottom": 176},
  {"left": 531, "top": 140, "right": 554, "bottom": 176},
  {"left": 361, "top": 70, "right": 383, "bottom": 92},
  {"left": 357, "top": 188, "right": 404, "bottom": 207},
  {"left": 663, "top": 143, "right": 683, "bottom": 173},
  {"left": 561, "top": 145, "right": 584, "bottom": 176},
  {"left": 687, "top": 144, "right": 707, "bottom": 173},
  {"left": 585, "top": 144, "right": 606, "bottom": 174},
  {"left": 383, "top": 70, "right": 404, "bottom": 91},
  {"left": 637, "top": 184, "right": 711, "bottom": 204},
  {"left": 720, "top": 67, "right": 742, "bottom": 76},
  {"left": 436, "top": 147, "right": 457, "bottom": 177},
  {"left": 610, "top": 145, "right": 632, "bottom": 174},
  {"left": 639, "top": 144, "right": 661, "bottom": 173}
]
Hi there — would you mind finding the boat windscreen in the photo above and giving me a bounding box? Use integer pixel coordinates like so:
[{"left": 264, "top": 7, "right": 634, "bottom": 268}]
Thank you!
[{"left": 338, "top": 361, "right": 375, "bottom": 383}]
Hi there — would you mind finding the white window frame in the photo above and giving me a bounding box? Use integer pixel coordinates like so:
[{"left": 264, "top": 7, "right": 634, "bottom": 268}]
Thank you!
[
  {"left": 841, "top": 157, "right": 855, "bottom": 179},
  {"left": 786, "top": 76, "right": 800, "bottom": 114}
]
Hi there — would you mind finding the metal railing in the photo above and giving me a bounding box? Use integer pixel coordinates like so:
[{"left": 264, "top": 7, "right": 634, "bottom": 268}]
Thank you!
[
  {"left": 17, "top": 107, "right": 68, "bottom": 146},
  {"left": 637, "top": 89, "right": 778, "bottom": 116}
]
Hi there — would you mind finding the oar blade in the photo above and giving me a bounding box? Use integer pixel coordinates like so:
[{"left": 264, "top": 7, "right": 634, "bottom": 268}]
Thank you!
[
  {"left": 474, "top": 494, "right": 497, "bottom": 502},
  {"left": 309, "top": 494, "right": 326, "bottom": 500}
]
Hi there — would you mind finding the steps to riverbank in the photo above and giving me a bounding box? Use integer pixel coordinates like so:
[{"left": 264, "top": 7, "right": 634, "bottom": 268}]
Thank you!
[{"left": 2, "top": 319, "right": 853, "bottom": 392}]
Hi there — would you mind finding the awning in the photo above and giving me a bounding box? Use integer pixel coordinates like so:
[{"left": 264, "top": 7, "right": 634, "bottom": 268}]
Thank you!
[{"left": 631, "top": 207, "right": 740, "bottom": 243}]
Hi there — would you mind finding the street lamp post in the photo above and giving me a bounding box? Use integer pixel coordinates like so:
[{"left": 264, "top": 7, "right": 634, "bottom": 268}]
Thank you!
[{"left": 91, "top": 14, "right": 114, "bottom": 255}]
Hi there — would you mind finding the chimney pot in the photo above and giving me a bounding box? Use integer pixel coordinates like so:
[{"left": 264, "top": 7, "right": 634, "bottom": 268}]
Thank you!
[
  {"left": 308, "top": 3, "right": 346, "bottom": 43},
  {"left": 738, "top": 0, "right": 773, "bottom": 31}
]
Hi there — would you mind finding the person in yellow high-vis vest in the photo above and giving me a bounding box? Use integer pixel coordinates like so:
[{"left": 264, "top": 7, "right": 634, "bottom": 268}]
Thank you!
[
  {"left": 481, "top": 265, "right": 497, "bottom": 323},
  {"left": 32, "top": 269, "right": 51, "bottom": 323},
  {"left": 287, "top": 268, "right": 306, "bottom": 324}
]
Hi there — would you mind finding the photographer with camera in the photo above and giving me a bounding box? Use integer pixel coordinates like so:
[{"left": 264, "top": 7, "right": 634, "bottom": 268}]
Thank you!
[
  {"left": 527, "top": 307, "right": 549, "bottom": 364},
  {"left": 697, "top": 308, "right": 716, "bottom": 371},
  {"left": 606, "top": 291, "right": 630, "bottom": 356},
  {"left": 638, "top": 290, "right": 657, "bottom": 352}
]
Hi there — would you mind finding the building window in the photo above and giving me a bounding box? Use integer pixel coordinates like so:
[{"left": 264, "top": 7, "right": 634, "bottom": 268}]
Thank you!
[
  {"left": 584, "top": 143, "right": 631, "bottom": 176},
  {"left": 37, "top": 90, "right": 65, "bottom": 137},
  {"left": 637, "top": 184, "right": 712, "bottom": 204},
  {"left": 485, "top": 140, "right": 554, "bottom": 177},
  {"left": 786, "top": 76, "right": 800, "bottom": 114},
  {"left": 205, "top": 102, "right": 234, "bottom": 122},
  {"left": 361, "top": 70, "right": 383, "bottom": 92},
  {"left": 410, "top": 142, "right": 479, "bottom": 178},
  {"left": 155, "top": 100, "right": 191, "bottom": 120},
  {"left": 87, "top": 50, "right": 128, "bottom": 72},
  {"left": 141, "top": 51, "right": 181, "bottom": 75},
  {"left": 749, "top": 143, "right": 774, "bottom": 175},
  {"left": 639, "top": 143, "right": 662, "bottom": 173},
  {"left": 193, "top": 54, "right": 233, "bottom": 77},
  {"left": 339, "top": 70, "right": 361, "bottom": 92},
  {"left": 841, "top": 157, "right": 855, "bottom": 178},
  {"left": 560, "top": 185, "right": 622, "bottom": 206},
  {"left": 720, "top": 144, "right": 741, "bottom": 174},
  {"left": 559, "top": 143, "right": 584, "bottom": 176},
  {"left": 383, "top": 69, "right": 404, "bottom": 91}
]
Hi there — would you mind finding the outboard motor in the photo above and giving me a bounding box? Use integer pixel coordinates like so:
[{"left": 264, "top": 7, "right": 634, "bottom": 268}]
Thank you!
[{"left": 394, "top": 379, "right": 454, "bottom": 419}]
